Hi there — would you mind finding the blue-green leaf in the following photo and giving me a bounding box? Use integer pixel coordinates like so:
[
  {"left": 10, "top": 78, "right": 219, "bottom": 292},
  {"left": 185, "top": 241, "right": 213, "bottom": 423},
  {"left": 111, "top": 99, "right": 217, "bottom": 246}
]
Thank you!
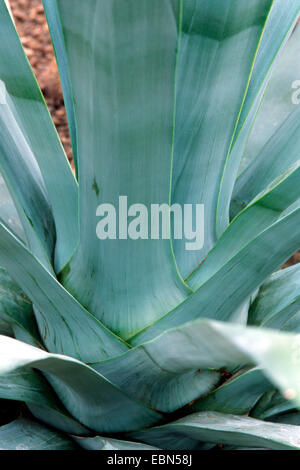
[
  {"left": 42, "top": 0, "right": 78, "bottom": 175},
  {"left": 218, "top": 0, "right": 300, "bottom": 233},
  {"left": 188, "top": 162, "right": 300, "bottom": 290},
  {"left": 0, "top": 172, "right": 24, "bottom": 242},
  {"left": 74, "top": 435, "right": 159, "bottom": 450},
  {"left": 251, "top": 390, "right": 294, "bottom": 420},
  {"left": 172, "top": 0, "right": 290, "bottom": 277},
  {"left": 0, "top": 266, "right": 40, "bottom": 346},
  {"left": 132, "top": 204, "right": 300, "bottom": 344},
  {"left": 238, "top": 22, "right": 300, "bottom": 175},
  {"left": 96, "top": 317, "right": 300, "bottom": 414},
  {"left": 0, "top": 1, "right": 78, "bottom": 272},
  {"left": 0, "top": 223, "right": 128, "bottom": 362},
  {"left": 0, "top": 418, "right": 77, "bottom": 450},
  {"left": 231, "top": 106, "right": 300, "bottom": 218},
  {"left": 191, "top": 368, "right": 271, "bottom": 415},
  {"left": 0, "top": 335, "right": 162, "bottom": 433},
  {"left": 53, "top": 0, "right": 192, "bottom": 339},
  {"left": 93, "top": 352, "right": 220, "bottom": 413},
  {"left": 0, "top": 368, "right": 88, "bottom": 436},
  {"left": 249, "top": 263, "right": 300, "bottom": 331},
  {"left": 130, "top": 412, "right": 300, "bottom": 450}
]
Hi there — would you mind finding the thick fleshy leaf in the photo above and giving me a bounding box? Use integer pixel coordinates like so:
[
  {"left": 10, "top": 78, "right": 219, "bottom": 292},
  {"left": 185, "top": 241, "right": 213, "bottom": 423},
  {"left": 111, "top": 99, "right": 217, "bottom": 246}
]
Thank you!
[
  {"left": 217, "top": 0, "right": 300, "bottom": 233},
  {"left": 27, "top": 403, "right": 89, "bottom": 436},
  {"left": 130, "top": 412, "right": 300, "bottom": 450},
  {"left": 237, "top": 23, "right": 300, "bottom": 176},
  {"left": 0, "top": 66, "right": 55, "bottom": 265},
  {"left": 233, "top": 0, "right": 300, "bottom": 141},
  {"left": 0, "top": 369, "right": 66, "bottom": 416},
  {"left": 270, "top": 412, "right": 300, "bottom": 426},
  {"left": 0, "top": 145, "right": 52, "bottom": 271},
  {"left": 230, "top": 22, "right": 300, "bottom": 219},
  {"left": 231, "top": 105, "right": 300, "bottom": 218},
  {"left": 74, "top": 435, "right": 159, "bottom": 450},
  {"left": 93, "top": 352, "right": 220, "bottom": 413},
  {"left": 171, "top": 0, "right": 273, "bottom": 277},
  {"left": 0, "top": 1, "right": 78, "bottom": 272},
  {"left": 191, "top": 368, "right": 271, "bottom": 415},
  {"left": 0, "top": 368, "right": 88, "bottom": 436},
  {"left": 251, "top": 390, "right": 295, "bottom": 421},
  {"left": 132, "top": 205, "right": 300, "bottom": 344},
  {"left": 174, "top": 0, "right": 300, "bottom": 276},
  {"left": 0, "top": 418, "right": 77, "bottom": 450},
  {"left": 0, "top": 166, "right": 54, "bottom": 275},
  {"left": 149, "top": 320, "right": 300, "bottom": 410},
  {"left": 187, "top": 162, "right": 300, "bottom": 291},
  {"left": 97, "top": 317, "right": 300, "bottom": 413},
  {"left": 0, "top": 335, "right": 162, "bottom": 433},
  {"left": 0, "top": 223, "right": 128, "bottom": 362},
  {"left": 0, "top": 172, "right": 24, "bottom": 242},
  {"left": 0, "top": 266, "right": 40, "bottom": 346},
  {"left": 249, "top": 264, "right": 300, "bottom": 331},
  {"left": 42, "top": 0, "right": 78, "bottom": 174},
  {"left": 53, "top": 0, "right": 191, "bottom": 339}
]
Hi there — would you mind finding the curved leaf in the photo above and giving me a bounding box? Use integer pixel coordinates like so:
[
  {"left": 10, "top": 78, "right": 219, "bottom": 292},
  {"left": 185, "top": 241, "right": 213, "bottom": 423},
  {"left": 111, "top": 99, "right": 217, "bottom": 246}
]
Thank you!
[
  {"left": 132, "top": 205, "right": 300, "bottom": 344},
  {"left": 27, "top": 403, "right": 88, "bottom": 436},
  {"left": 0, "top": 418, "right": 77, "bottom": 450},
  {"left": 191, "top": 368, "right": 271, "bottom": 415},
  {"left": 231, "top": 106, "right": 300, "bottom": 217},
  {"left": 130, "top": 412, "right": 300, "bottom": 450},
  {"left": 0, "top": 81, "right": 55, "bottom": 264},
  {"left": 230, "top": 20, "right": 300, "bottom": 219},
  {"left": 171, "top": 0, "right": 274, "bottom": 278},
  {"left": 93, "top": 352, "right": 220, "bottom": 413},
  {"left": 0, "top": 335, "right": 161, "bottom": 433},
  {"left": 0, "top": 129, "right": 53, "bottom": 271},
  {"left": 74, "top": 435, "right": 159, "bottom": 450},
  {"left": 0, "top": 172, "right": 24, "bottom": 242},
  {"left": 0, "top": 368, "right": 88, "bottom": 435},
  {"left": 0, "top": 223, "right": 128, "bottom": 362},
  {"left": 238, "top": 22, "right": 300, "bottom": 175},
  {"left": 55, "top": 0, "right": 191, "bottom": 339},
  {"left": 249, "top": 263, "right": 300, "bottom": 331},
  {"left": 0, "top": 1, "right": 78, "bottom": 272},
  {"left": 251, "top": 390, "right": 295, "bottom": 420},
  {"left": 97, "top": 317, "right": 300, "bottom": 414},
  {"left": 143, "top": 321, "right": 300, "bottom": 410},
  {"left": 42, "top": 0, "right": 78, "bottom": 174},
  {"left": 217, "top": 0, "right": 300, "bottom": 233},
  {"left": 188, "top": 161, "right": 300, "bottom": 290},
  {"left": 0, "top": 266, "right": 40, "bottom": 346}
]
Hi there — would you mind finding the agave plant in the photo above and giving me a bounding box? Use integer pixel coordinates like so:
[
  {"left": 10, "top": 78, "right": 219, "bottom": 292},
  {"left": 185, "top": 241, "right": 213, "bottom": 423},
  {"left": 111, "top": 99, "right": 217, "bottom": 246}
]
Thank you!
[{"left": 0, "top": 0, "right": 300, "bottom": 451}]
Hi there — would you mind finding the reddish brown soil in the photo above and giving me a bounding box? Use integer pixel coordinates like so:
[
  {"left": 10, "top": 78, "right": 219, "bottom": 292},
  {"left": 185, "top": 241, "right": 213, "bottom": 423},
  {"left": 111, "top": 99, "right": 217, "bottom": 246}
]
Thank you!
[{"left": 284, "top": 252, "right": 300, "bottom": 268}]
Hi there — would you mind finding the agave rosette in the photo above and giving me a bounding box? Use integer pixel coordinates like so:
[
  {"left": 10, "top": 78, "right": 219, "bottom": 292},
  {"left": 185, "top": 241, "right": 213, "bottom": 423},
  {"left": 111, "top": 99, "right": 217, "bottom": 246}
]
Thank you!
[{"left": 0, "top": 0, "right": 299, "bottom": 450}]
